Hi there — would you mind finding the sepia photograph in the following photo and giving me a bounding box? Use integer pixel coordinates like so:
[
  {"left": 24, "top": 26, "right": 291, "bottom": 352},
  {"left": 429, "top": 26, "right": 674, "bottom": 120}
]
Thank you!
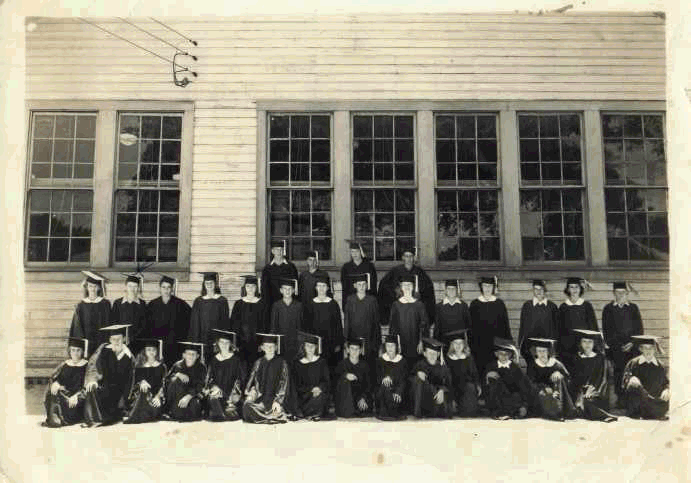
[{"left": 1, "top": 0, "right": 689, "bottom": 481}]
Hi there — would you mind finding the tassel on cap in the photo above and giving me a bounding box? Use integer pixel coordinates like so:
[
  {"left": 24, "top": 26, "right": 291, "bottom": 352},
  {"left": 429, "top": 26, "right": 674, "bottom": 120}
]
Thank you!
[
  {"left": 626, "top": 282, "right": 639, "bottom": 296},
  {"left": 581, "top": 278, "right": 594, "bottom": 291}
]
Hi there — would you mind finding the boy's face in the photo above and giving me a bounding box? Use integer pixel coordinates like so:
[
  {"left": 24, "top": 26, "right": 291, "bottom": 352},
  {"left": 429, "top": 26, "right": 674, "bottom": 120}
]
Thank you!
[
  {"left": 306, "top": 256, "right": 317, "bottom": 270},
  {"left": 423, "top": 348, "right": 438, "bottom": 364},
  {"left": 86, "top": 282, "right": 99, "bottom": 298},
  {"left": 160, "top": 282, "right": 173, "bottom": 298},
  {"left": 69, "top": 346, "right": 84, "bottom": 361},
  {"left": 271, "top": 246, "right": 283, "bottom": 258},
  {"left": 110, "top": 334, "right": 125, "bottom": 352},
  {"left": 145, "top": 346, "right": 158, "bottom": 360},
  {"left": 384, "top": 342, "right": 397, "bottom": 357},
  {"left": 640, "top": 344, "right": 656, "bottom": 360},
  {"left": 354, "top": 280, "right": 367, "bottom": 293},
  {"left": 126, "top": 281, "right": 139, "bottom": 296},
  {"left": 348, "top": 344, "right": 361, "bottom": 358},
  {"left": 580, "top": 338, "right": 595, "bottom": 353},
  {"left": 262, "top": 342, "right": 277, "bottom": 357},
  {"left": 315, "top": 282, "right": 328, "bottom": 296},
  {"left": 495, "top": 350, "right": 510, "bottom": 363},
  {"left": 217, "top": 338, "right": 231, "bottom": 353},
  {"left": 533, "top": 285, "right": 545, "bottom": 300},
  {"left": 614, "top": 289, "right": 628, "bottom": 304},
  {"left": 535, "top": 347, "right": 549, "bottom": 361},
  {"left": 280, "top": 285, "right": 294, "bottom": 298},
  {"left": 183, "top": 350, "right": 199, "bottom": 366},
  {"left": 401, "top": 252, "right": 414, "bottom": 267},
  {"left": 445, "top": 286, "right": 458, "bottom": 300}
]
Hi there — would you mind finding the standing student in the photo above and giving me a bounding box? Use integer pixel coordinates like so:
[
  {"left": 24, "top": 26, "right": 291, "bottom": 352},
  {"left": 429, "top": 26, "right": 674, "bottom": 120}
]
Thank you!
[
  {"left": 374, "top": 334, "right": 408, "bottom": 421},
  {"left": 434, "top": 280, "right": 471, "bottom": 341},
  {"left": 261, "top": 240, "right": 299, "bottom": 310},
  {"left": 111, "top": 274, "right": 147, "bottom": 341},
  {"left": 378, "top": 244, "right": 435, "bottom": 330},
  {"left": 269, "top": 278, "right": 304, "bottom": 364},
  {"left": 602, "top": 281, "right": 644, "bottom": 408},
  {"left": 293, "top": 332, "right": 332, "bottom": 421},
  {"left": 443, "top": 330, "right": 480, "bottom": 417},
  {"left": 43, "top": 337, "right": 88, "bottom": 428},
  {"left": 204, "top": 329, "right": 247, "bottom": 422},
  {"left": 243, "top": 333, "right": 292, "bottom": 424},
  {"left": 388, "top": 274, "right": 430, "bottom": 369},
  {"left": 343, "top": 273, "right": 381, "bottom": 371},
  {"left": 469, "top": 277, "right": 512, "bottom": 378},
  {"left": 124, "top": 339, "right": 167, "bottom": 424},
  {"left": 622, "top": 335, "right": 669, "bottom": 420},
  {"left": 304, "top": 273, "right": 343, "bottom": 373},
  {"left": 340, "top": 241, "right": 378, "bottom": 305},
  {"left": 69, "top": 271, "right": 111, "bottom": 354},
  {"left": 82, "top": 324, "right": 134, "bottom": 427},
  {"left": 568, "top": 329, "right": 617, "bottom": 423},
  {"left": 557, "top": 278, "right": 599, "bottom": 369},
  {"left": 484, "top": 338, "right": 534, "bottom": 420},
  {"left": 409, "top": 338, "right": 453, "bottom": 419},
  {"left": 145, "top": 276, "right": 192, "bottom": 369},
  {"left": 298, "top": 250, "right": 331, "bottom": 305},
  {"left": 230, "top": 275, "right": 269, "bottom": 366},
  {"left": 333, "top": 338, "right": 371, "bottom": 418},
  {"left": 517, "top": 280, "right": 559, "bottom": 368},
  {"left": 526, "top": 338, "right": 576, "bottom": 421},
  {"left": 188, "top": 272, "right": 230, "bottom": 350},
  {"left": 165, "top": 342, "right": 207, "bottom": 422}
]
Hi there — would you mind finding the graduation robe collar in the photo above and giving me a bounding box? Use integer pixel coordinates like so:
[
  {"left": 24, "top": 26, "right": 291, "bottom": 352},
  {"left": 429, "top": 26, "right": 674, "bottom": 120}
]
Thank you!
[
  {"left": 382, "top": 353, "right": 403, "bottom": 363},
  {"left": 312, "top": 296, "right": 333, "bottom": 303},
  {"left": 578, "top": 351, "right": 597, "bottom": 359},
  {"left": 121, "top": 297, "right": 142, "bottom": 304},
  {"left": 533, "top": 297, "right": 548, "bottom": 306},
  {"left": 242, "top": 296, "right": 260, "bottom": 303},
  {"left": 215, "top": 352, "right": 236, "bottom": 361},
  {"left": 442, "top": 297, "right": 462, "bottom": 306},
  {"left": 202, "top": 294, "right": 222, "bottom": 300},
  {"left": 65, "top": 359, "right": 88, "bottom": 367},
  {"left": 270, "top": 258, "right": 288, "bottom": 266},
  {"left": 478, "top": 295, "right": 497, "bottom": 303},
  {"left": 613, "top": 301, "right": 630, "bottom": 308},
  {"left": 82, "top": 296, "right": 104, "bottom": 304},
  {"left": 534, "top": 357, "right": 557, "bottom": 368},
  {"left": 105, "top": 344, "right": 133, "bottom": 360},
  {"left": 139, "top": 360, "right": 162, "bottom": 368},
  {"left": 497, "top": 360, "right": 512, "bottom": 369},
  {"left": 636, "top": 354, "right": 660, "bottom": 366},
  {"left": 299, "top": 355, "right": 321, "bottom": 364},
  {"left": 447, "top": 353, "right": 468, "bottom": 361},
  {"left": 565, "top": 297, "right": 584, "bottom": 306},
  {"left": 398, "top": 296, "right": 417, "bottom": 304}
]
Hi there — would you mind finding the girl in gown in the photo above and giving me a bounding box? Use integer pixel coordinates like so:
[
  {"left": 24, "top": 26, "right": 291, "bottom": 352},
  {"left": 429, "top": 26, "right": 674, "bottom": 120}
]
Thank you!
[
  {"left": 374, "top": 334, "right": 408, "bottom": 421},
  {"left": 230, "top": 275, "right": 268, "bottom": 366},
  {"left": 123, "top": 339, "right": 167, "bottom": 424},
  {"left": 388, "top": 274, "right": 430, "bottom": 369},
  {"left": 43, "top": 337, "right": 88, "bottom": 427},
  {"left": 304, "top": 274, "right": 344, "bottom": 373},
  {"left": 558, "top": 278, "right": 599, "bottom": 369},
  {"left": 526, "top": 338, "right": 576, "bottom": 421},
  {"left": 69, "top": 271, "right": 111, "bottom": 353},
  {"left": 165, "top": 342, "right": 207, "bottom": 422},
  {"left": 293, "top": 332, "right": 332, "bottom": 421},
  {"left": 189, "top": 272, "right": 231, "bottom": 351},
  {"left": 443, "top": 330, "right": 480, "bottom": 417},
  {"left": 204, "top": 329, "right": 247, "bottom": 422}
]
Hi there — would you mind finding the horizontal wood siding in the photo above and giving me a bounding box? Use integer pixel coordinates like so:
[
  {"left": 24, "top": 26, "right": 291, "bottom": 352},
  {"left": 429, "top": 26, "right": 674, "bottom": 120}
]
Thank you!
[{"left": 24, "top": 13, "right": 667, "bottom": 375}]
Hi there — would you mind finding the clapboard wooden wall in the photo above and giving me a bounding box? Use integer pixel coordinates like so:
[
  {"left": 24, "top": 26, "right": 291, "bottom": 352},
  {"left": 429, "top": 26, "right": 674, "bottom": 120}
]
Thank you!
[{"left": 24, "top": 13, "right": 667, "bottom": 376}]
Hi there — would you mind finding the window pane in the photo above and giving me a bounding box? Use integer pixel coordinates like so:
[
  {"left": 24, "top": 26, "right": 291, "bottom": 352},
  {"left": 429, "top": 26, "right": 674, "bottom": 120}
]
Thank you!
[
  {"left": 34, "top": 115, "right": 54, "bottom": 138},
  {"left": 29, "top": 214, "right": 50, "bottom": 236},
  {"left": 48, "top": 238, "right": 69, "bottom": 261},
  {"left": 162, "top": 116, "right": 182, "bottom": 139},
  {"left": 55, "top": 115, "right": 75, "bottom": 138},
  {"left": 436, "top": 116, "right": 454, "bottom": 138},
  {"left": 142, "top": 116, "right": 162, "bottom": 138},
  {"left": 270, "top": 115, "right": 289, "bottom": 138},
  {"left": 374, "top": 116, "right": 393, "bottom": 138}
]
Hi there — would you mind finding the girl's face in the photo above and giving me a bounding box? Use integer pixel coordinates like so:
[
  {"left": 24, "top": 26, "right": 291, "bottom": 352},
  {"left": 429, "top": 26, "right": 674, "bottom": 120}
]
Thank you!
[
  {"left": 183, "top": 350, "right": 199, "bottom": 366},
  {"left": 568, "top": 284, "right": 581, "bottom": 298},
  {"left": 533, "top": 286, "right": 546, "bottom": 300},
  {"left": 306, "top": 257, "right": 317, "bottom": 270},
  {"left": 481, "top": 283, "right": 494, "bottom": 297},
  {"left": 424, "top": 349, "right": 438, "bottom": 365},
  {"left": 160, "top": 282, "right": 173, "bottom": 298},
  {"left": 86, "top": 282, "right": 99, "bottom": 299},
  {"left": 144, "top": 346, "right": 158, "bottom": 361},
  {"left": 496, "top": 350, "right": 510, "bottom": 363},
  {"left": 451, "top": 339, "right": 465, "bottom": 355},
  {"left": 580, "top": 338, "right": 595, "bottom": 353},
  {"left": 384, "top": 342, "right": 397, "bottom": 357},
  {"left": 316, "top": 282, "right": 328, "bottom": 297},
  {"left": 125, "top": 281, "right": 139, "bottom": 297},
  {"left": 271, "top": 247, "right": 283, "bottom": 259},
  {"left": 245, "top": 283, "right": 257, "bottom": 297},
  {"left": 217, "top": 338, "right": 231, "bottom": 354},
  {"left": 204, "top": 280, "right": 215, "bottom": 293},
  {"left": 614, "top": 289, "right": 628, "bottom": 304},
  {"left": 69, "top": 346, "right": 84, "bottom": 361},
  {"left": 640, "top": 344, "right": 656, "bottom": 360},
  {"left": 445, "top": 286, "right": 458, "bottom": 300},
  {"left": 262, "top": 343, "right": 277, "bottom": 357},
  {"left": 535, "top": 347, "right": 549, "bottom": 362},
  {"left": 400, "top": 282, "right": 414, "bottom": 296},
  {"left": 350, "top": 249, "right": 362, "bottom": 263},
  {"left": 348, "top": 345, "right": 361, "bottom": 358},
  {"left": 304, "top": 342, "right": 316, "bottom": 357}
]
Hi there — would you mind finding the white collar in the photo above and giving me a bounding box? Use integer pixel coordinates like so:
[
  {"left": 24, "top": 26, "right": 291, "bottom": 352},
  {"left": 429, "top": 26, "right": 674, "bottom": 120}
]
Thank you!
[
  {"left": 497, "top": 360, "right": 512, "bottom": 369},
  {"left": 382, "top": 353, "right": 402, "bottom": 363},
  {"left": 82, "top": 297, "right": 104, "bottom": 304},
  {"left": 637, "top": 355, "right": 660, "bottom": 366},
  {"left": 202, "top": 294, "right": 222, "bottom": 300},
  {"left": 478, "top": 295, "right": 497, "bottom": 303},
  {"left": 65, "top": 359, "right": 88, "bottom": 367},
  {"left": 398, "top": 296, "right": 417, "bottom": 304},
  {"left": 122, "top": 297, "right": 141, "bottom": 305},
  {"left": 242, "top": 296, "right": 260, "bottom": 303},
  {"left": 215, "top": 352, "right": 235, "bottom": 361},
  {"left": 271, "top": 258, "right": 287, "bottom": 266},
  {"left": 443, "top": 297, "right": 461, "bottom": 306},
  {"left": 142, "top": 361, "right": 161, "bottom": 367},
  {"left": 578, "top": 351, "right": 597, "bottom": 359},
  {"left": 533, "top": 297, "right": 548, "bottom": 306},
  {"left": 300, "top": 355, "right": 320, "bottom": 364},
  {"left": 535, "top": 357, "right": 557, "bottom": 368},
  {"left": 614, "top": 301, "right": 630, "bottom": 308},
  {"left": 565, "top": 297, "right": 584, "bottom": 306},
  {"left": 106, "top": 344, "right": 133, "bottom": 360},
  {"left": 447, "top": 353, "right": 467, "bottom": 360},
  {"left": 312, "top": 297, "right": 332, "bottom": 303}
]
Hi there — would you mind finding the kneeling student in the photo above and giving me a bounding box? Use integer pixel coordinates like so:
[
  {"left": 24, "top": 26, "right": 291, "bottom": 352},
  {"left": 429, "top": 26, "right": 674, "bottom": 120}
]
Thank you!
[
  {"left": 243, "top": 333, "right": 292, "bottom": 424},
  {"left": 44, "top": 337, "right": 89, "bottom": 427},
  {"left": 527, "top": 338, "right": 576, "bottom": 421},
  {"left": 124, "top": 339, "right": 166, "bottom": 424},
  {"left": 83, "top": 325, "right": 134, "bottom": 427},
  {"left": 444, "top": 330, "right": 480, "bottom": 417},
  {"left": 622, "top": 335, "right": 669, "bottom": 420},
  {"left": 334, "top": 337, "right": 371, "bottom": 418},
  {"left": 410, "top": 338, "right": 453, "bottom": 419},
  {"left": 205, "top": 330, "right": 247, "bottom": 422},
  {"left": 374, "top": 334, "right": 408, "bottom": 421},
  {"left": 293, "top": 331, "right": 332, "bottom": 421},
  {"left": 165, "top": 342, "right": 206, "bottom": 422},
  {"left": 484, "top": 338, "right": 534, "bottom": 420}
]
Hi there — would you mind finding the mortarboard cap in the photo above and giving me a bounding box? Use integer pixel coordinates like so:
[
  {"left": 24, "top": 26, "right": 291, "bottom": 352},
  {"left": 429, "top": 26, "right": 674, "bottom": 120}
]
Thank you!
[
  {"left": 346, "top": 239, "right": 366, "bottom": 258},
  {"left": 100, "top": 324, "right": 131, "bottom": 339},
  {"left": 178, "top": 341, "right": 205, "bottom": 361},
  {"left": 306, "top": 250, "right": 319, "bottom": 264},
  {"left": 134, "top": 338, "right": 164, "bottom": 359},
  {"left": 67, "top": 337, "right": 89, "bottom": 358},
  {"left": 298, "top": 331, "right": 322, "bottom": 355},
  {"left": 123, "top": 273, "right": 144, "bottom": 294},
  {"left": 397, "top": 240, "right": 418, "bottom": 259},
  {"left": 566, "top": 277, "right": 582, "bottom": 286},
  {"left": 445, "top": 279, "right": 459, "bottom": 288},
  {"left": 613, "top": 281, "right": 627, "bottom": 290},
  {"left": 399, "top": 273, "right": 416, "bottom": 285},
  {"left": 243, "top": 275, "right": 258, "bottom": 285},
  {"left": 270, "top": 239, "right": 287, "bottom": 257},
  {"left": 346, "top": 336, "right": 366, "bottom": 352},
  {"left": 493, "top": 337, "right": 518, "bottom": 354},
  {"left": 349, "top": 273, "right": 371, "bottom": 290},
  {"left": 532, "top": 279, "right": 546, "bottom": 288},
  {"left": 630, "top": 335, "right": 664, "bottom": 354},
  {"left": 480, "top": 276, "right": 496, "bottom": 286},
  {"left": 160, "top": 275, "right": 176, "bottom": 286},
  {"left": 382, "top": 334, "right": 401, "bottom": 347},
  {"left": 443, "top": 329, "right": 469, "bottom": 345},
  {"left": 314, "top": 273, "right": 330, "bottom": 285},
  {"left": 528, "top": 338, "right": 557, "bottom": 350},
  {"left": 81, "top": 270, "right": 107, "bottom": 297},
  {"left": 257, "top": 333, "right": 282, "bottom": 354},
  {"left": 200, "top": 272, "right": 221, "bottom": 290},
  {"left": 573, "top": 329, "right": 603, "bottom": 341},
  {"left": 125, "top": 274, "right": 141, "bottom": 285},
  {"left": 212, "top": 329, "right": 237, "bottom": 347},
  {"left": 279, "top": 278, "right": 299, "bottom": 295},
  {"left": 422, "top": 338, "right": 444, "bottom": 352}
]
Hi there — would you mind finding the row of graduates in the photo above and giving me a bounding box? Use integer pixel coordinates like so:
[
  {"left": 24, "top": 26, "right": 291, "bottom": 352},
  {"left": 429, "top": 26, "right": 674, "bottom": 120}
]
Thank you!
[{"left": 45, "top": 321, "right": 669, "bottom": 428}]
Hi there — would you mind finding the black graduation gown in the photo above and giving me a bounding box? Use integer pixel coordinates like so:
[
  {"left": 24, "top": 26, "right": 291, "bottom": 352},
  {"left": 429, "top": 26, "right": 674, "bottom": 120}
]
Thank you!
[
  {"left": 484, "top": 360, "right": 534, "bottom": 418},
  {"left": 205, "top": 353, "right": 247, "bottom": 421},
  {"left": 69, "top": 298, "right": 111, "bottom": 351},
  {"left": 378, "top": 265, "right": 435, "bottom": 327},
  {"left": 527, "top": 359, "right": 576, "bottom": 420},
  {"left": 569, "top": 352, "right": 617, "bottom": 421},
  {"left": 144, "top": 296, "right": 192, "bottom": 368},
  {"left": 111, "top": 298, "right": 147, "bottom": 340},
  {"left": 340, "top": 259, "right": 378, "bottom": 304},
  {"left": 124, "top": 363, "right": 167, "bottom": 424},
  {"left": 304, "top": 299, "right": 344, "bottom": 370},
  {"left": 334, "top": 357, "right": 371, "bottom": 418},
  {"left": 298, "top": 269, "right": 332, "bottom": 305},
  {"left": 622, "top": 355, "right": 669, "bottom": 420},
  {"left": 242, "top": 355, "right": 291, "bottom": 424},
  {"left": 44, "top": 360, "right": 87, "bottom": 427},
  {"left": 230, "top": 298, "right": 269, "bottom": 365},
  {"left": 343, "top": 294, "right": 381, "bottom": 365},
  {"left": 517, "top": 300, "right": 559, "bottom": 363},
  {"left": 602, "top": 302, "right": 644, "bottom": 397},
  {"left": 188, "top": 295, "right": 230, "bottom": 348},
  {"left": 83, "top": 343, "right": 134, "bottom": 426},
  {"left": 292, "top": 357, "right": 330, "bottom": 419},
  {"left": 557, "top": 300, "right": 598, "bottom": 361},
  {"left": 410, "top": 359, "right": 453, "bottom": 418},
  {"left": 260, "top": 260, "right": 299, "bottom": 310},
  {"left": 469, "top": 298, "right": 512, "bottom": 376},
  {"left": 389, "top": 299, "right": 429, "bottom": 367},
  {"left": 165, "top": 359, "right": 206, "bottom": 422},
  {"left": 434, "top": 301, "right": 471, "bottom": 341},
  {"left": 269, "top": 298, "right": 304, "bottom": 363},
  {"left": 445, "top": 355, "right": 480, "bottom": 417},
  {"left": 375, "top": 355, "right": 408, "bottom": 420}
]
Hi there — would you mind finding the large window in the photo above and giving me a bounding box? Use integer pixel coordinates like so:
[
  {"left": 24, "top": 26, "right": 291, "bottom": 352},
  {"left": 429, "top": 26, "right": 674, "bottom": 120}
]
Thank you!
[
  {"left": 603, "top": 113, "right": 668, "bottom": 261},
  {"left": 518, "top": 112, "right": 585, "bottom": 261},
  {"left": 267, "top": 114, "right": 332, "bottom": 260}
]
